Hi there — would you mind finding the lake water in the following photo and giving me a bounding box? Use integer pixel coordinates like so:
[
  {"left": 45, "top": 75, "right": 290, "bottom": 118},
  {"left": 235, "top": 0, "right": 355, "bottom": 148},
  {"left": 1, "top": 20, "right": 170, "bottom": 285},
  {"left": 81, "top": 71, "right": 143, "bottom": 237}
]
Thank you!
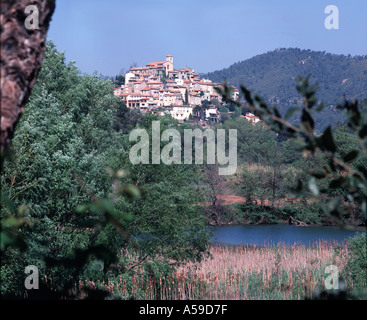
[{"left": 210, "top": 224, "right": 366, "bottom": 246}]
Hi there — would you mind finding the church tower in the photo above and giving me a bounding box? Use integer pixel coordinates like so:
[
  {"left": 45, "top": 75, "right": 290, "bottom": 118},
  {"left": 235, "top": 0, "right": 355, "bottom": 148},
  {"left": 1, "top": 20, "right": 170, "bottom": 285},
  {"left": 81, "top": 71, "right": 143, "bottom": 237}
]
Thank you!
[
  {"left": 165, "top": 54, "right": 174, "bottom": 73},
  {"left": 166, "top": 54, "right": 173, "bottom": 65}
]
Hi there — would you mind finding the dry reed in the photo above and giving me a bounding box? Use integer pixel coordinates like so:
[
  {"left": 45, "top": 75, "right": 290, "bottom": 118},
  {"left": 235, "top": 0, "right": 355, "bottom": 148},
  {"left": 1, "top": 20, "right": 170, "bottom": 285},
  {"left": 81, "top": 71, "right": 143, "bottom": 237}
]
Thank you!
[{"left": 67, "top": 241, "right": 351, "bottom": 300}]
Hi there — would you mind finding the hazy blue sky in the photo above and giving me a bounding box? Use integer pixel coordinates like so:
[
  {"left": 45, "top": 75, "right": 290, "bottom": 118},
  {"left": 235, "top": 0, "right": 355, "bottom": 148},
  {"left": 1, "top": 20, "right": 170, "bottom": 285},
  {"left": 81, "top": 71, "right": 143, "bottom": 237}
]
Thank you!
[{"left": 47, "top": 0, "right": 367, "bottom": 76}]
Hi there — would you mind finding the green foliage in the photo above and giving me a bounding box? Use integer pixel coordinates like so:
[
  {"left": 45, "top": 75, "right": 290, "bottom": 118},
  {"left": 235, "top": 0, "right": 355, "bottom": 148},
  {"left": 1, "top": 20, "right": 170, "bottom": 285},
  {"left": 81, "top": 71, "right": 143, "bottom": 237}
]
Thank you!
[
  {"left": 291, "top": 202, "right": 324, "bottom": 225},
  {"left": 216, "top": 74, "right": 367, "bottom": 228},
  {"left": 0, "top": 41, "right": 128, "bottom": 297},
  {"left": 114, "top": 74, "right": 125, "bottom": 87},
  {"left": 2, "top": 38, "right": 365, "bottom": 300},
  {"left": 0, "top": 42, "right": 210, "bottom": 298},
  {"left": 0, "top": 195, "right": 32, "bottom": 253},
  {"left": 113, "top": 99, "right": 144, "bottom": 134},
  {"left": 345, "top": 233, "right": 367, "bottom": 288},
  {"left": 184, "top": 89, "right": 189, "bottom": 105},
  {"left": 161, "top": 69, "right": 167, "bottom": 81},
  {"left": 221, "top": 117, "right": 276, "bottom": 164},
  {"left": 115, "top": 114, "right": 211, "bottom": 266}
]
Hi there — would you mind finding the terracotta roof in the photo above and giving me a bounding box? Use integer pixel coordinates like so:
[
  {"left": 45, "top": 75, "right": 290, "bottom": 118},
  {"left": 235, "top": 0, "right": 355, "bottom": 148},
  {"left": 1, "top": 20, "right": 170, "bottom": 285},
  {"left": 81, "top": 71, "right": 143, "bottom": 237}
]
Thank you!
[
  {"left": 128, "top": 94, "right": 150, "bottom": 97},
  {"left": 130, "top": 67, "right": 148, "bottom": 70},
  {"left": 146, "top": 61, "right": 165, "bottom": 66}
]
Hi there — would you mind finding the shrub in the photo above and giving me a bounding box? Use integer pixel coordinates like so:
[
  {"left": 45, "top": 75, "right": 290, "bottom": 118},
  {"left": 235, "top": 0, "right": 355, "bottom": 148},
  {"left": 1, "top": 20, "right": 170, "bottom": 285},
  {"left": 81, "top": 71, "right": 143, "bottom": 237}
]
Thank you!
[{"left": 345, "top": 233, "right": 367, "bottom": 288}]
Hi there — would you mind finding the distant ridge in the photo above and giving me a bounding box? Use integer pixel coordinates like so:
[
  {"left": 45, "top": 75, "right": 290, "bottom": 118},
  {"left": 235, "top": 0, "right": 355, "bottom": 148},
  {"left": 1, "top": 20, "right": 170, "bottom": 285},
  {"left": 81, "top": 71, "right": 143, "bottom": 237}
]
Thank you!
[{"left": 204, "top": 48, "right": 367, "bottom": 130}]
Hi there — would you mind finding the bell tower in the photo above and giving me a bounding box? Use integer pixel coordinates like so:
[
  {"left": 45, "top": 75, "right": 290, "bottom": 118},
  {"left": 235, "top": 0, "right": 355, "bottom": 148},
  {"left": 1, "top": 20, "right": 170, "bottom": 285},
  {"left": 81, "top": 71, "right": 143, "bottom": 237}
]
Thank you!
[
  {"left": 166, "top": 54, "right": 173, "bottom": 65},
  {"left": 165, "top": 54, "right": 173, "bottom": 73}
]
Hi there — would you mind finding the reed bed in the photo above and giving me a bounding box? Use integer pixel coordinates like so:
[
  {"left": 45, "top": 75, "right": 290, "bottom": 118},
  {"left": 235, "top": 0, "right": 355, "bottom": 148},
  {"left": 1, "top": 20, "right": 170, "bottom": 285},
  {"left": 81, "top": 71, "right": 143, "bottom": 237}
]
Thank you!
[{"left": 70, "top": 241, "right": 352, "bottom": 300}]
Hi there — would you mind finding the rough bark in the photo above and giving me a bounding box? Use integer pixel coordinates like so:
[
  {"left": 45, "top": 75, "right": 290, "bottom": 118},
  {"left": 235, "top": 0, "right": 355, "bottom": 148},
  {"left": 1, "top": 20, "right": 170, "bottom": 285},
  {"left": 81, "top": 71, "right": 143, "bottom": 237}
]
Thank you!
[{"left": 1, "top": 0, "right": 55, "bottom": 152}]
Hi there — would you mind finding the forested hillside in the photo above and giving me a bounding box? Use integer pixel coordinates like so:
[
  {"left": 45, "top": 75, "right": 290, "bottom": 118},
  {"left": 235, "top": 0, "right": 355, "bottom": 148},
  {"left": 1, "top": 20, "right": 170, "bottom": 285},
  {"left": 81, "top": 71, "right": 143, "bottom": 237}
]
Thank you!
[{"left": 205, "top": 48, "right": 367, "bottom": 130}]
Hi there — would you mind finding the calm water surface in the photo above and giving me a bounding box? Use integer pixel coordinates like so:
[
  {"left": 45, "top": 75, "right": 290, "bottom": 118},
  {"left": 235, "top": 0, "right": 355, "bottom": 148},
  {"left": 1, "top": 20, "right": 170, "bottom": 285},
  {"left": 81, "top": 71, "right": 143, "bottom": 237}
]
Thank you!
[{"left": 210, "top": 224, "right": 365, "bottom": 246}]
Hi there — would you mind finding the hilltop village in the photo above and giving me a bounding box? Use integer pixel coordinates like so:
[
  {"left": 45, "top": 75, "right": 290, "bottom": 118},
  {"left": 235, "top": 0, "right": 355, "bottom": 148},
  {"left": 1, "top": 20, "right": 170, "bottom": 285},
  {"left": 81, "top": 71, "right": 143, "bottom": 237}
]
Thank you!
[{"left": 114, "top": 55, "right": 261, "bottom": 124}]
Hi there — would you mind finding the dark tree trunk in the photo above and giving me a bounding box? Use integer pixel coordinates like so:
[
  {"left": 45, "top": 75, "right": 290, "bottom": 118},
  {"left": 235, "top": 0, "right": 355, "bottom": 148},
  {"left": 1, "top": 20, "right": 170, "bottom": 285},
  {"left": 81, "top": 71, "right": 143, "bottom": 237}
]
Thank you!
[{"left": 1, "top": 0, "right": 55, "bottom": 152}]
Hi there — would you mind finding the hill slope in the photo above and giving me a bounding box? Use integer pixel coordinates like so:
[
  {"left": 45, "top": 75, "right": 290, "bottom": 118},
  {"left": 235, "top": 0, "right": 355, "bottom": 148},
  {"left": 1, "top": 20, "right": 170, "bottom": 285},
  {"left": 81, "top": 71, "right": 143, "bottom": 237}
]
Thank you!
[{"left": 205, "top": 48, "right": 367, "bottom": 129}]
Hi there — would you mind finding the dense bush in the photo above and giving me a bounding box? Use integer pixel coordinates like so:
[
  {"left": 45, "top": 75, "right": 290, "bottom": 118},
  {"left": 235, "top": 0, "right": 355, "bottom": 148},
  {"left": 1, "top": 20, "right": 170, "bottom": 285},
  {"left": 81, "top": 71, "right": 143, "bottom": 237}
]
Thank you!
[{"left": 345, "top": 233, "right": 367, "bottom": 288}]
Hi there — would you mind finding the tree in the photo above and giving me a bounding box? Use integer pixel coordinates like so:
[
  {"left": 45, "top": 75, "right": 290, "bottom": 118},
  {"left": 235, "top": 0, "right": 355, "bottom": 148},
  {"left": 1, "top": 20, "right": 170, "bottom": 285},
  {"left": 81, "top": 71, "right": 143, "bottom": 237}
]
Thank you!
[
  {"left": 221, "top": 117, "right": 276, "bottom": 164},
  {"left": 184, "top": 89, "right": 189, "bottom": 105},
  {"left": 1, "top": 47, "right": 211, "bottom": 296},
  {"left": 1, "top": 0, "right": 55, "bottom": 153},
  {"left": 202, "top": 164, "right": 226, "bottom": 224},
  {"left": 161, "top": 69, "right": 167, "bottom": 81},
  {"left": 1, "top": 41, "right": 124, "bottom": 296},
  {"left": 345, "top": 233, "right": 367, "bottom": 288},
  {"left": 113, "top": 100, "right": 143, "bottom": 134},
  {"left": 111, "top": 114, "right": 211, "bottom": 270},
  {"left": 216, "top": 75, "right": 367, "bottom": 228},
  {"left": 205, "top": 49, "right": 367, "bottom": 132},
  {"left": 114, "top": 69, "right": 125, "bottom": 87},
  {"left": 241, "top": 164, "right": 262, "bottom": 206}
]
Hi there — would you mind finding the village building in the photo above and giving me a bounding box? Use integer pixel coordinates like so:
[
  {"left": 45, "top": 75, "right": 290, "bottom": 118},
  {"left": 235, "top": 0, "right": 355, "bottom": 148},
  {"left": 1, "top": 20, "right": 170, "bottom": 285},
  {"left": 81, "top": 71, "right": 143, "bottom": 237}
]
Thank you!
[
  {"left": 113, "top": 54, "right": 243, "bottom": 124},
  {"left": 243, "top": 112, "right": 262, "bottom": 123},
  {"left": 205, "top": 105, "right": 219, "bottom": 122},
  {"left": 170, "top": 105, "right": 193, "bottom": 121}
]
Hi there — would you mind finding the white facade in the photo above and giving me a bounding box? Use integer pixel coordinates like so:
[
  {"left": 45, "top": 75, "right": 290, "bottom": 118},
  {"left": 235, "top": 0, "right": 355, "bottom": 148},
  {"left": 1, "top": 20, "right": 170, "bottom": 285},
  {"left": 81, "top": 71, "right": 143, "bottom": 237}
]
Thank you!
[
  {"left": 170, "top": 105, "right": 193, "bottom": 121},
  {"left": 125, "top": 72, "right": 136, "bottom": 85}
]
